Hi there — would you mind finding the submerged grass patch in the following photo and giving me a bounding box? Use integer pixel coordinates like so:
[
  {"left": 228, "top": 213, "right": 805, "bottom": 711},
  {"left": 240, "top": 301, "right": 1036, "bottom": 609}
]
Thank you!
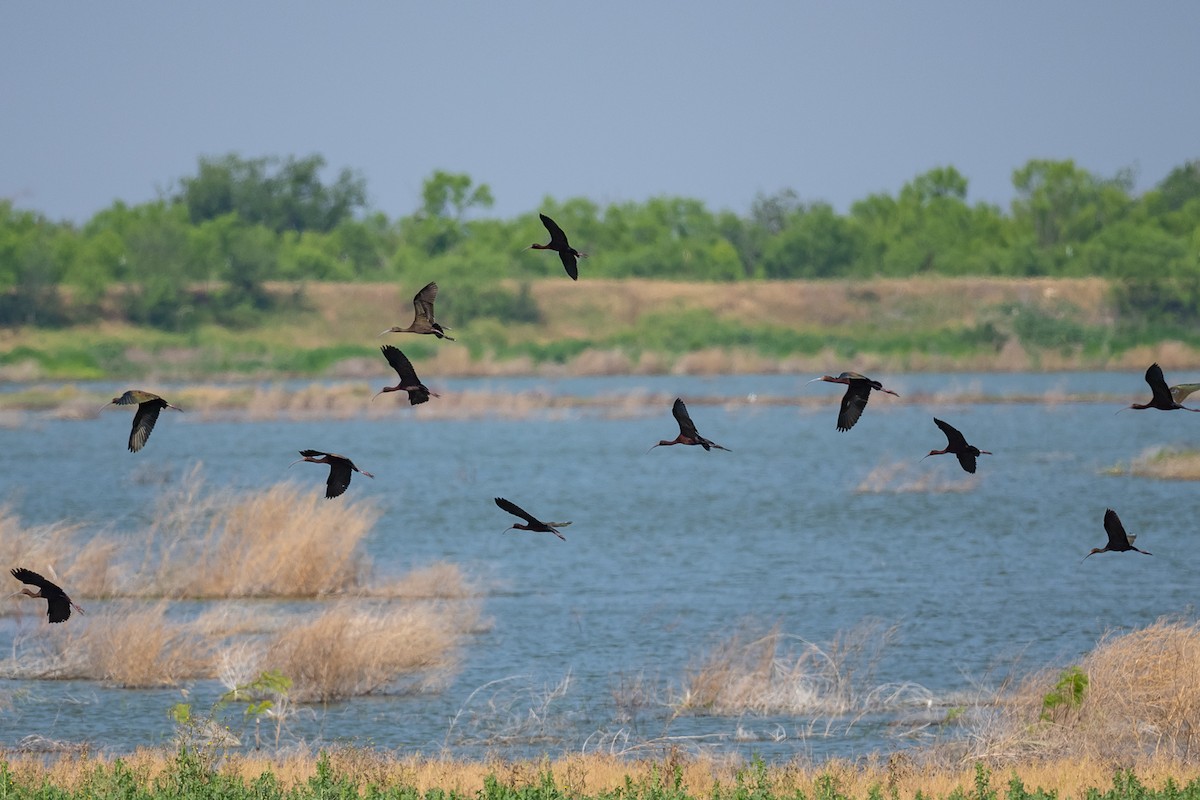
[{"left": 1103, "top": 446, "right": 1200, "bottom": 480}]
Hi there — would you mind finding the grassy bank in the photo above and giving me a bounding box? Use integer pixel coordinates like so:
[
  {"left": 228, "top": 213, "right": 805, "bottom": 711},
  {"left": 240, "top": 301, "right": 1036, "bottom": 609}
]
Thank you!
[
  {"left": 2, "top": 749, "right": 1200, "bottom": 800},
  {"left": 3, "top": 277, "right": 1199, "bottom": 381}
]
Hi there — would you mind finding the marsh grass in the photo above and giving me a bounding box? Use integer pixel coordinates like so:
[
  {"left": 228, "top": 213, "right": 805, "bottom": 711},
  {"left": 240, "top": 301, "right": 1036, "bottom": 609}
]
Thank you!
[
  {"left": 948, "top": 618, "right": 1200, "bottom": 766},
  {"left": 118, "top": 466, "right": 380, "bottom": 599},
  {"left": 673, "top": 620, "right": 926, "bottom": 719},
  {"left": 1104, "top": 446, "right": 1200, "bottom": 481},
  {"left": 265, "top": 601, "right": 478, "bottom": 701}
]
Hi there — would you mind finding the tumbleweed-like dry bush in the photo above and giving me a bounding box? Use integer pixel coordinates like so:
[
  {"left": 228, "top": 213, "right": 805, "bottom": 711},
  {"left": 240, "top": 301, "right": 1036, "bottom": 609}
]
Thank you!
[
  {"left": 0, "top": 505, "right": 117, "bottom": 600},
  {"left": 3, "top": 602, "right": 212, "bottom": 686},
  {"left": 264, "top": 600, "right": 480, "bottom": 702},
  {"left": 673, "top": 620, "right": 924, "bottom": 718},
  {"left": 944, "top": 618, "right": 1200, "bottom": 767},
  {"left": 141, "top": 477, "right": 377, "bottom": 598}
]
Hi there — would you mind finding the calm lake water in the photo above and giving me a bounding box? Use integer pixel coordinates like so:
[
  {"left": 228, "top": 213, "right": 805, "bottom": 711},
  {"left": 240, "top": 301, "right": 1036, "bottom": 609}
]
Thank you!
[{"left": 0, "top": 371, "right": 1196, "bottom": 761}]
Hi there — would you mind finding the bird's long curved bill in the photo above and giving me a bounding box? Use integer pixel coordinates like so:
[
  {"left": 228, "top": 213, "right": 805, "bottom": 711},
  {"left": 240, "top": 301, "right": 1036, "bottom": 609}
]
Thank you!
[
  {"left": 377, "top": 329, "right": 391, "bottom": 338},
  {"left": 286, "top": 459, "right": 305, "bottom": 469}
]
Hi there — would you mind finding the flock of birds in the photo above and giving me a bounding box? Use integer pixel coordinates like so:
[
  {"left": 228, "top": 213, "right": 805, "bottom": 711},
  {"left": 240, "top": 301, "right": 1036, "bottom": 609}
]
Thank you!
[{"left": 7, "top": 213, "right": 1194, "bottom": 622}]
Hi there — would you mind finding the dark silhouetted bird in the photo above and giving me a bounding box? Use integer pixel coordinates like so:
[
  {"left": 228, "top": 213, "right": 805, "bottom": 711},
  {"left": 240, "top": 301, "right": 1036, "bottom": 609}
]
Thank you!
[
  {"left": 1084, "top": 509, "right": 1152, "bottom": 561},
  {"left": 528, "top": 213, "right": 587, "bottom": 280},
  {"left": 290, "top": 450, "right": 374, "bottom": 498},
  {"left": 648, "top": 398, "right": 730, "bottom": 452},
  {"left": 103, "top": 390, "right": 182, "bottom": 452},
  {"left": 1126, "top": 363, "right": 1200, "bottom": 412},
  {"left": 923, "top": 417, "right": 992, "bottom": 474},
  {"left": 379, "top": 281, "right": 454, "bottom": 340},
  {"left": 373, "top": 345, "right": 438, "bottom": 405},
  {"left": 494, "top": 497, "right": 572, "bottom": 541},
  {"left": 809, "top": 372, "right": 899, "bottom": 431},
  {"left": 10, "top": 567, "right": 84, "bottom": 623}
]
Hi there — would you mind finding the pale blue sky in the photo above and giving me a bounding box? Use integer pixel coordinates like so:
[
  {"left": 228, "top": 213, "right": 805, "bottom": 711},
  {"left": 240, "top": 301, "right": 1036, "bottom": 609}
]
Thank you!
[{"left": 3, "top": 3, "right": 1198, "bottom": 223}]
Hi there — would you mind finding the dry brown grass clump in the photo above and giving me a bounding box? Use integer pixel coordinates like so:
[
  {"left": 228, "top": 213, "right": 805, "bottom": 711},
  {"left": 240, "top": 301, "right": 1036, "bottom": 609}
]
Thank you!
[
  {"left": 4, "top": 603, "right": 211, "bottom": 686},
  {"left": 0, "top": 505, "right": 118, "bottom": 601},
  {"left": 264, "top": 600, "right": 479, "bottom": 702},
  {"left": 673, "top": 620, "right": 922, "bottom": 717},
  {"left": 143, "top": 478, "right": 377, "bottom": 598},
  {"left": 953, "top": 618, "right": 1200, "bottom": 766},
  {"left": 370, "top": 560, "right": 481, "bottom": 599}
]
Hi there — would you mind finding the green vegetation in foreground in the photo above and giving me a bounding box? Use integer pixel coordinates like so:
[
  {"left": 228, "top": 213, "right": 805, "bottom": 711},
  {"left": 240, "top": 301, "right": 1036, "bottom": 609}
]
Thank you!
[{"left": 1, "top": 752, "right": 1198, "bottom": 800}]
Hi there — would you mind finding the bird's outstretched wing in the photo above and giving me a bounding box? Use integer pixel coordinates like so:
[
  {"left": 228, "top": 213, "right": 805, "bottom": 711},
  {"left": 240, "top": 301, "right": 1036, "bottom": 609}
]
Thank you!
[
  {"left": 955, "top": 451, "right": 978, "bottom": 474},
  {"left": 1103, "top": 508, "right": 1129, "bottom": 549},
  {"left": 539, "top": 214, "right": 569, "bottom": 247},
  {"left": 128, "top": 401, "right": 164, "bottom": 453},
  {"left": 299, "top": 449, "right": 329, "bottom": 458},
  {"left": 11, "top": 567, "right": 56, "bottom": 593},
  {"left": 495, "top": 497, "right": 539, "bottom": 525},
  {"left": 671, "top": 398, "right": 700, "bottom": 439},
  {"left": 1145, "top": 363, "right": 1175, "bottom": 407},
  {"left": 326, "top": 461, "right": 352, "bottom": 498},
  {"left": 381, "top": 345, "right": 420, "bottom": 383},
  {"left": 837, "top": 383, "right": 871, "bottom": 432},
  {"left": 933, "top": 418, "right": 969, "bottom": 451},
  {"left": 558, "top": 250, "right": 579, "bottom": 280},
  {"left": 413, "top": 282, "right": 439, "bottom": 324}
]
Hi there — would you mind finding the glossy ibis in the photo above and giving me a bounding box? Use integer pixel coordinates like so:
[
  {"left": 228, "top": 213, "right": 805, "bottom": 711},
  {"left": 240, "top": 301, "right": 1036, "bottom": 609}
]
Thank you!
[
  {"left": 648, "top": 398, "right": 730, "bottom": 452},
  {"left": 1083, "top": 508, "right": 1152, "bottom": 561},
  {"left": 1126, "top": 363, "right": 1200, "bottom": 412},
  {"left": 103, "top": 390, "right": 182, "bottom": 452},
  {"left": 809, "top": 372, "right": 899, "bottom": 431},
  {"left": 494, "top": 497, "right": 572, "bottom": 541},
  {"left": 10, "top": 567, "right": 84, "bottom": 623},
  {"left": 528, "top": 213, "right": 587, "bottom": 280},
  {"left": 373, "top": 345, "right": 438, "bottom": 405},
  {"left": 290, "top": 450, "right": 374, "bottom": 499},
  {"left": 379, "top": 281, "right": 454, "bottom": 340},
  {"left": 922, "top": 417, "right": 992, "bottom": 474}
]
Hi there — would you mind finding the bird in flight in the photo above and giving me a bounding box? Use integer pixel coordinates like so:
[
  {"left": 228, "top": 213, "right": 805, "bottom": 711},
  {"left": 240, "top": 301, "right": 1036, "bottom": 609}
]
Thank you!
[
  {"left": 648, "top": 398, "right": 730, "bottom": 452},
  {"left": 923, "top": 418, "right": 992, "bottom": 474},
  {"left": 10, "top": 567, "right": 84, "bottom": 623},
  {"left": 1125, "top": 363, "right": 1200, "bottom": 412},
  {"left": 494, "top": 497, "right": 572, "bottom": 541},
  {"left": 379, "top": 281, "right": 454, "bottom": 340},
  {"left": 103, "top": 390, "right": 182, "bottom": 452},
  {"left": 290, "top": 450, "right": 374, "bottom": 498},
  {"left": 373, "top": 345, "right": 439, "bottom": 405},
  {"left": 528, "top": 213, "right": 587, "bottom": 280},
  {"left": 808, "top": 372, "right": 899, "bottom": 431},
  {"left": 1083, "top": 508, "right": 1152, "bottom": 561}
]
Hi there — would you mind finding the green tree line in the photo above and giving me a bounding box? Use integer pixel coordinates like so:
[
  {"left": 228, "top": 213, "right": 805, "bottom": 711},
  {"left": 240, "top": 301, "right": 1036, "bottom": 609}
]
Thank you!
[{"left": 2, "top": 153, "right": 1198, "bottom": 330}]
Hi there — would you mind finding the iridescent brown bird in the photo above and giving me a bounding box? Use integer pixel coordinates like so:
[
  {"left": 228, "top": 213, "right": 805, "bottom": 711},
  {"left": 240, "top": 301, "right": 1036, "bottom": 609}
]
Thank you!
[
  {"left": 648, "top": 398, "right": 730, "bottom": 452},
  {"left": 528, "top": 213, "right": 587, "bottom": 280},
  {"left": 103, "top": 390, "right": 182, "bottom": 452},
  {"left": 1126, "top": 363, "right": 1200, "bottom": 412},
  {"left": 378, "top": 281, "right": 454, "bottom": 340},
  {"left": 290, "top": 450, "right": 374, "bottom": 499},
  {"left": 1083, "top": 509, "right": 1152, "bottom": 561},
  {"left": 373, "top": 345, "right": 439, "bottom": 405},
  {"left": 494, "top": 497, "right": 572, "bottom": 541},
  {"left": 10, "top": 567, "right": 84, "bottom": 623},
  {"left": 808, "top": 372, "right": 899, "bottom": 431},
  {"left": 923, "top": 417, "right": 992, "bottom": 474}
]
